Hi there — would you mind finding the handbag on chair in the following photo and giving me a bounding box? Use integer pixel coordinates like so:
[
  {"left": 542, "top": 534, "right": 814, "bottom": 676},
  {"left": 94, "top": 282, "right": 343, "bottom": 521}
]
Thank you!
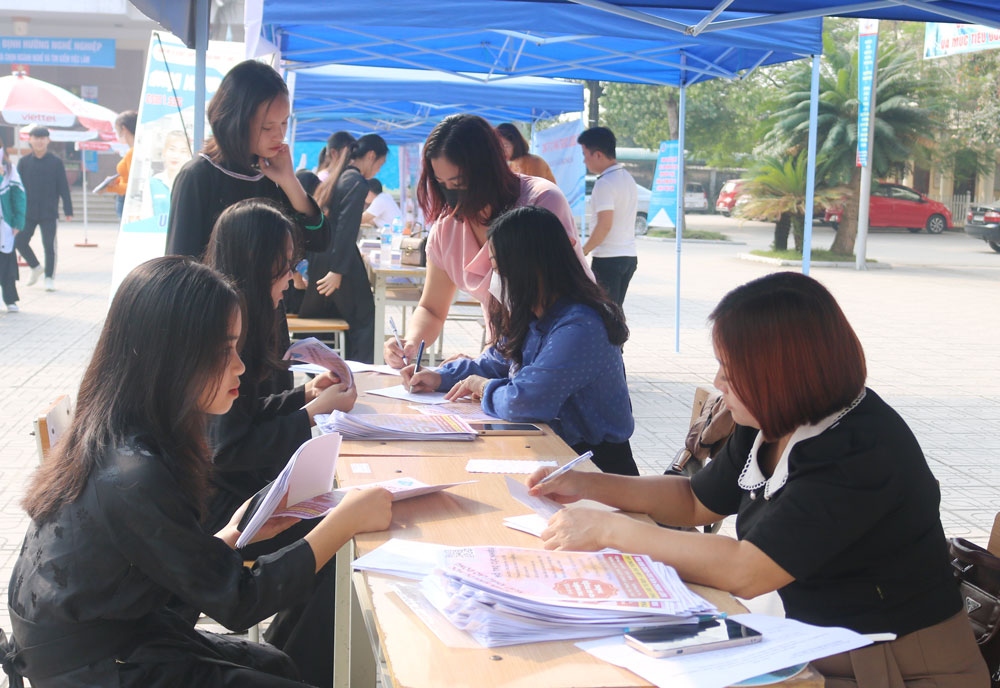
[{"left": 949, "top": 537, "right": 1000, "bottom": 687}]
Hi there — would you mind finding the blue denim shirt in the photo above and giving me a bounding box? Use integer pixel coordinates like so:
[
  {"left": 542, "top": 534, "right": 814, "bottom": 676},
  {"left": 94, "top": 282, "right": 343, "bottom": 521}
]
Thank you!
[{"left": 436, "top": 298, "right": 633, "bottom": 447}]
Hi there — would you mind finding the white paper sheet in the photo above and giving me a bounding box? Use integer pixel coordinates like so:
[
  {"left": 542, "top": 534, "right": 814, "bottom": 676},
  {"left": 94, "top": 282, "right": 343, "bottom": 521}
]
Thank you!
[
  {"left": 578, "top": 613, "right": 872, "bottom": 688},
  {"left": 367, "top": 385, "right": 450, "bottom": 404},
  {"left": 347, "top": 361, "right": 402, "bottom": 376},
  {"left": 352, "top": 538, "right": 451, "bottom": 579},
  {"left": 467, "top": 459, "right": 558, "bottom": 474},
  {"left": 505, "top": 475, "right": 563, "bottom": 519},
  {"left": 503, "top": 513, "right": 550, "bottom": 537},
  {"left": 275, "top": 477, "right": 477, "bottom": 519}
]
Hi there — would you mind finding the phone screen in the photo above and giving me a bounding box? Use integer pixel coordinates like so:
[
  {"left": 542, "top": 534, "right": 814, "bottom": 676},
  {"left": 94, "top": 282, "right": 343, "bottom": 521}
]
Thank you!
[
  {"left": 624, "top": 619, "right": 762, "bottom": 657},
  {"left": 469, "top": 422, "right": 544, "bottom": 434}
]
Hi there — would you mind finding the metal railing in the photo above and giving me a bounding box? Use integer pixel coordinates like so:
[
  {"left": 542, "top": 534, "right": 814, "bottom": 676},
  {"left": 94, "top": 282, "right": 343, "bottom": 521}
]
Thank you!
[{"left": 950, "top": 192, "right": 971, "bottom": 227}]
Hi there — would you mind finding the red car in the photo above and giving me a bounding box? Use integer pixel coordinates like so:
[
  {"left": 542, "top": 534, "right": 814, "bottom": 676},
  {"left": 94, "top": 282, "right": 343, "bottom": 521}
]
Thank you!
[
  {"left": 824, "top": 183, "right": 952, "bottom": 234},
  {"left": 715, "top": 178, "right": 746, "bottom": 216}
]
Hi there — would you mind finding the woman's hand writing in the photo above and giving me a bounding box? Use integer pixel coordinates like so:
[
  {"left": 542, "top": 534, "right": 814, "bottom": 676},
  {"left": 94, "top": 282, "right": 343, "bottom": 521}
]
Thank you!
[
  {"left": 526, "top": 466, "right": 589, "bottom": 505},
  {"left": 400, "top": 365, "right": 442, "bottom": 394}
]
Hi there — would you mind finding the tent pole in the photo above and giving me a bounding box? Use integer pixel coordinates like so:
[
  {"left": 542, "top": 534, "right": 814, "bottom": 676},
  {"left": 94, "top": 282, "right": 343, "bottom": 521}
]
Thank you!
[
  {"left": 674, "top": 72, "right": 686, "bottom": 353},
  {"left": 193, "top": 0, "right": 209, "bottom": 151},
  {"left": 802, "top": 53, "right": 821, "bottom": 276}
]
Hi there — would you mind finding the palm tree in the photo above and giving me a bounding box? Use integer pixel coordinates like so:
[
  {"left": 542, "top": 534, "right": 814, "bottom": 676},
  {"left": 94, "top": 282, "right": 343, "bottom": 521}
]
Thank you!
[
  {"left": 762, "top": 36, "right": 942, "bottom": 255},
  {"left": 737, "top": 153, "right": 845, "bottom": 252}
]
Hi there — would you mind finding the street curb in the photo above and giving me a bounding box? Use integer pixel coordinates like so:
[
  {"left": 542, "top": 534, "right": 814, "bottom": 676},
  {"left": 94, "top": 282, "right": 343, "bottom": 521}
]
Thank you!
[
  {"left": 736, "top": 252, "right": 892, "bottom": 269},
  {"left": 638, "top": 236, "right": 747, "bottom": 246}
]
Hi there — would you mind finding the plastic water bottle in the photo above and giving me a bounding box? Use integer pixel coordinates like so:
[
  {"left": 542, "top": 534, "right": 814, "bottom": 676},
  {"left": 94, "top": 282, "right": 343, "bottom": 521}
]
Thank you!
[
  {"left": 380, "top": 224, "right": 393, "bottom": 265},
  {"left": 391, "top": 217, "right": 403, "bottom": 251}
]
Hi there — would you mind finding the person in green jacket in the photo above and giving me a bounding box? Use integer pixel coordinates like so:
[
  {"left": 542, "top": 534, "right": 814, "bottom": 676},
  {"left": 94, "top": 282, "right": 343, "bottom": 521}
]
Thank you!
[{"left": 0, "top": 145, "right": 26, "bottom": 312}]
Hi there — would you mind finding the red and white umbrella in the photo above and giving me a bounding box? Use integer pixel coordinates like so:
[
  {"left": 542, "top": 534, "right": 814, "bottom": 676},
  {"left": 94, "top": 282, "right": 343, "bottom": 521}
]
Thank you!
[{"left": 0, "top": 73, "right": 116, "bottom": 134}]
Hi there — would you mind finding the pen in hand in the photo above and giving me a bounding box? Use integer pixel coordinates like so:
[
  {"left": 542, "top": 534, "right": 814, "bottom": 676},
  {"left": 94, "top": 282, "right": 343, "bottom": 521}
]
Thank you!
[
  {"left": 388, "top": 316, "right": 408, "bottom": 365},
  {"left": 409, "top": 340, "right": 426, "bottom": 393},
  {"left": 538, "top": 451, "right": 594, "bottom": 485}
]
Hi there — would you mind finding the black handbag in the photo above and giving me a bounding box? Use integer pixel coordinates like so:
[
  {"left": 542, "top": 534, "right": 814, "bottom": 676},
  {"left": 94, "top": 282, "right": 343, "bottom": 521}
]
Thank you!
[{"left": 949, "top": 537, "right": 1000, "bottom": 687}]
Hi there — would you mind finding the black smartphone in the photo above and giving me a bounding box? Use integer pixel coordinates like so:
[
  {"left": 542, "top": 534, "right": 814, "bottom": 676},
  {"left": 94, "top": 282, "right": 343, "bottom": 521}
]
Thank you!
[
  {"left": 624, "top": 618, "right": 762, "bottom": 658},
  {"left": 468, "top": 422, "right": 545, "bottom": 436}
]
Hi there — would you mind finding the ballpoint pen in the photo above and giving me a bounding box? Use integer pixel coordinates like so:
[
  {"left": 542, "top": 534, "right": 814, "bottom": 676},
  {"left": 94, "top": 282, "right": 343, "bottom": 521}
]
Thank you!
[
  {"left": 409, "top": 340, "right": 426, "bottom": 393},
  {"left": 388, "top": 316, "right": 408, "bottom": 365},
  {"left": 538, "top": 450, "right": 594, "bottom": 485}
]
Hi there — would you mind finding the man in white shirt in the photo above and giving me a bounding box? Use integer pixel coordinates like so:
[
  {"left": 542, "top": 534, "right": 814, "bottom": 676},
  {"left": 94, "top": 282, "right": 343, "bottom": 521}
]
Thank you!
[
  {"left": 578, "top": 126, "right": 637, "bottom": 309},
  {"left": 361, "top": 178, "right": 402, "bottom": 229}
]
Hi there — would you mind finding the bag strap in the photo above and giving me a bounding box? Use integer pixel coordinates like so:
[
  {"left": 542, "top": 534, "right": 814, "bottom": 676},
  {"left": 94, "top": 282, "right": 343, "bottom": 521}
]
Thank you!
[{"left": 951, "top": 537, "right": 1000, "bottom": 572}]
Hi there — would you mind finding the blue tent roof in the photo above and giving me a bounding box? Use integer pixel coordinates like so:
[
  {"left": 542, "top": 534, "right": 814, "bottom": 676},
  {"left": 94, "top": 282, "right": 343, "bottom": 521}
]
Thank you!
[
  {"left": 291, "top": 65, "right": 584, "bottom": 143},
  {"left": 255, "top": 0, "right": 825, "bottom": 86}
]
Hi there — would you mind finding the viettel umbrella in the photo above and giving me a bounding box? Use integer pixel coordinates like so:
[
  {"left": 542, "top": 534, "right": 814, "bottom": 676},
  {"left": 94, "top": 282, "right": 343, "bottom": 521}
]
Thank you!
[{"left": 0, "top": 73, "right": 116, "bottom": 134}]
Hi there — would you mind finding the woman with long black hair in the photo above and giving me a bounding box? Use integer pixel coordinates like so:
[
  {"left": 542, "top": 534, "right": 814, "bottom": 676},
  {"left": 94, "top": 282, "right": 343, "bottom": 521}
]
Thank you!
[
  {"left": 299, "top": 133, "right": 388, "bottom": 363},
  {"left": 6, "top": 256, "right": 391, "bottom": 687},
  {"left": 403, "top": 205, "right": 637, "bottom": 476}
]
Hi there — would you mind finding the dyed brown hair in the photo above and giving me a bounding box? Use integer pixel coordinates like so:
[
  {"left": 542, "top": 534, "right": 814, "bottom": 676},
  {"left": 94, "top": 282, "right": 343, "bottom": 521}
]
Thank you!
[
  {"left": 418, "top": 114, "right": 520, "bottom": 226},
  {"left": 709, "top": 272, "right": 866, "bottom": 439}
]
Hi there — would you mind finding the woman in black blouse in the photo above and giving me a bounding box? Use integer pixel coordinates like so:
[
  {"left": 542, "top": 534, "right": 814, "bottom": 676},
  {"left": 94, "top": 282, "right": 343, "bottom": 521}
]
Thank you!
[
  {"left": 298, "top": 134, "right": 388, "bottom": 363},
  {"left": 6, "top": 256, "right": 391, "bottom": 687},
  {"left": 166, "top": 60, "right": 328, "bottom": 260},
  {"left": 528, "top": 272, "right": 987, "bottom": 687}
]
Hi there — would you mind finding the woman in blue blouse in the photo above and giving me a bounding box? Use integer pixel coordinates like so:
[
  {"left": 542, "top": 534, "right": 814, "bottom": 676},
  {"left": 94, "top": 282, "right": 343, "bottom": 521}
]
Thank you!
[{"left": 403, "top": 205, "right": 637, "bottom": 475}]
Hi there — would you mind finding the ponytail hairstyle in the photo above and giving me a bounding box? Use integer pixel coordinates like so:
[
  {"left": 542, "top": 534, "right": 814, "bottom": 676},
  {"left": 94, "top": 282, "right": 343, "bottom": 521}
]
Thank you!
[
  {"left": 313, "top": 130, "right": 357, "bottom": 209},
  {"left": 22, "top": 257, "right": 242, "bottom": 523}
]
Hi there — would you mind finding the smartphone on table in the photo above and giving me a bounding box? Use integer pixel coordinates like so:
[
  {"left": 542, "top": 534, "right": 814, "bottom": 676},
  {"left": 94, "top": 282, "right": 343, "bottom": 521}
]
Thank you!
[
  {"left": 468, "top": 422, "right": 545, "bottom": 436},
  {"left": 624, "top": 618, "right": 762, "bottom": 658}
]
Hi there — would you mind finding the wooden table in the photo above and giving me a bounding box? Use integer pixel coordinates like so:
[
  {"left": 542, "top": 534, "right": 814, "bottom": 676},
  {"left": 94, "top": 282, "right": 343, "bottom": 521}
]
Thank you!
[
  {"left": 331, "top": 373, "right": 824, "bottom": 688},
  {"left": 367, "top": 260, "right": 425, "bottom": 364}
]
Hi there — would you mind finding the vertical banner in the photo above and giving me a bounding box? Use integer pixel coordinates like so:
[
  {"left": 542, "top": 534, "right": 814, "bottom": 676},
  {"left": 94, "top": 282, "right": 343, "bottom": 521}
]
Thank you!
[
  {"left": 397, "top": 142, "right": 423, "bottom": 230},
  {"left": 109, "top": 32, "right": 245, "bottom": 294},
  {"left": 857, "top": 19, "right": 879, "bottom": 168},
  {"left": 647, "top": 140, "right": 679, "bottom": 228},
  {"left": 533, "top": 119, "right": 585, "bottom": 218}
]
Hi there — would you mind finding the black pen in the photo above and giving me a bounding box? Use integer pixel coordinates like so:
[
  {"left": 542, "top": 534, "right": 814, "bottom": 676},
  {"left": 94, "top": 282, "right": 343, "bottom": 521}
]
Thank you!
[{"left": 409, "top": 340, "right": 426, "bottom": 393}]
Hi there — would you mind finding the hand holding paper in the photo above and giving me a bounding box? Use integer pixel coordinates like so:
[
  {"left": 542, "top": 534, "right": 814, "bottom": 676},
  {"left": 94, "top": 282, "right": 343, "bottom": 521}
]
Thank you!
[{"left": 283, "top": 337, "right": 354, "bottom": 389}]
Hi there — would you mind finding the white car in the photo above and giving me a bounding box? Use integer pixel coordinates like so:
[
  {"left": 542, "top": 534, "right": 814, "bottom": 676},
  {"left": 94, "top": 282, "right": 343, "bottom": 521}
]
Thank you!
[{"left": 586, "top": 177, "right": 707, "bottom": 236}]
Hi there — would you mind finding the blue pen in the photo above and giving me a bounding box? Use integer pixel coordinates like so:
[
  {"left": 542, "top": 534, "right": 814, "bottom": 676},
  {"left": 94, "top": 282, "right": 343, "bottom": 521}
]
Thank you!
[
  {"left": 409, "top": 340, "right": 426, "bottom": 393},
  {"left": 388, "top": 316, "right": 408, "bottom": 365},
  {"left": 538, "top": 450, "right": 594, "bottom": 485}
]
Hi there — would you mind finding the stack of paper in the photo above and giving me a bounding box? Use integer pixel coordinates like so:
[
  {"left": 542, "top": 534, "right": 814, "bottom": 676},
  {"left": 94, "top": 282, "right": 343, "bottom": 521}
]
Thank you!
[
  {"left": 275, "top": 477, "right": 477, "bottom": 518},
  {"left": 283, "top": 337, "right": 354, "bottom": 388},
  {"left": 421, "top": 546, "right": 717, "bottom": 647},
  {"left": 315, "top": 410, "right": 478, "bottom": 440}
]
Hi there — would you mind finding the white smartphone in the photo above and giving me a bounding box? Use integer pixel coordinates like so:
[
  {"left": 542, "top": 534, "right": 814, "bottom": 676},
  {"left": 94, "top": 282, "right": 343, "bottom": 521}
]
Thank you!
[
  {"left": 624, "top": 618, "right": 762, "bottom": 658},
  {"left": 469, "top": 422, "right": 545, "bottom": 436}
]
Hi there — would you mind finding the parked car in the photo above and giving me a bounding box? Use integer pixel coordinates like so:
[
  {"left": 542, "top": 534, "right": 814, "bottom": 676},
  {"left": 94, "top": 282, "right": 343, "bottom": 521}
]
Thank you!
[
  {"left": 964, "top": 204, "right": 1000, "bottom": 253},
  {"left": 585, "top": 176, "right": 702, "bottom": 236},
  {"left": 824, "top": 183, "right": 952, "bottom": 234},
  {"left": 715, "top": 178, "right": 746, "bottom": 216}
]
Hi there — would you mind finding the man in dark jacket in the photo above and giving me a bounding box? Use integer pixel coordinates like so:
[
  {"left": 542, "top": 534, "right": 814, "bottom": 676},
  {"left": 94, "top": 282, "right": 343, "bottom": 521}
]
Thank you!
[{"left": 15, "top": 127, "right": 73, "bottom": 292}]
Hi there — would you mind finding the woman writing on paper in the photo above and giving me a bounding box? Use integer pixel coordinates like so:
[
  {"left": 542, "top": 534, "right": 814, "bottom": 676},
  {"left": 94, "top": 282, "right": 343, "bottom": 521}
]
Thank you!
[
  {"left": 6, "top": 256, "right": 392, "bottom": 687},
  {"left": 383, "top": 114, "right": 592, "bottom": 368},
  {"left": 527, "top": 272, "right": 987, "bottom": 686},
  {"left": 403, "top": 206, "right": 637, "bottom": 476}
]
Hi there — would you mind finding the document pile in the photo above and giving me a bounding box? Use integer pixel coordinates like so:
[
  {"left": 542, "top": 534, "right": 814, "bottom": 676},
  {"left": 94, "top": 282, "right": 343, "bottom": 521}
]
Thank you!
[
  {"left": 420, "top": 546, "right": 717, "bottom": 647},
  {"left": 282, "top": 337, "right": 354, "bottom": 388},
  {"left": 315, "top": 410, "right": 478, "bottom": 441}
]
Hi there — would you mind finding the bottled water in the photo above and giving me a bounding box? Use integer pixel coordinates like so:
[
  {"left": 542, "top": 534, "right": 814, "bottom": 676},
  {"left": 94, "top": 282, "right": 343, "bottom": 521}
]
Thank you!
[
  {"left": 380, "top": 224, "right": 393, "bottom": 265},
  {"left": 391, "top": 217, "right": 403, "bottom": 250}
]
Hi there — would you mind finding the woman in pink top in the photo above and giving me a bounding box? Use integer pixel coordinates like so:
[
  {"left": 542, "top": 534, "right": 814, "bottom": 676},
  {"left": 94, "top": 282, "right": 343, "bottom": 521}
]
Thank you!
[{"left": 383, "top": 114, "right": 591, "bottom": 367}]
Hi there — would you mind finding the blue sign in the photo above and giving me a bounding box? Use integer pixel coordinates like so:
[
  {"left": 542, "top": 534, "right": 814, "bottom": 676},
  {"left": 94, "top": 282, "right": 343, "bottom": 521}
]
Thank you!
[
  {"left": 647, "top": 140, "right": 680, "bottom": 229},
  {"left": 0, "top": 36, "right": 115, "bottom": 68},
  {"left": 857, "top": 20, "right": 879, "bottom": 168}
]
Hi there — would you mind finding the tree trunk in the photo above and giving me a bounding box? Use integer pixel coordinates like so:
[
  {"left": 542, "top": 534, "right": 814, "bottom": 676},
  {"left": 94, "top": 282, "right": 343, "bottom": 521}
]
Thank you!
[
  {"left": 791, "top": 214, "right": 805, "bottom": 252},
  {"left": 666, "top": 91, "right": 679, "bottom": 140},
  {"left": 773, "top": 213, "right": 790, "bottom": 251},
  {"left": 586, "top": 81, "right": 603, "bottom": 128},
  {"left": 829, "top": 166, "right": 864, "bottom": 256}
]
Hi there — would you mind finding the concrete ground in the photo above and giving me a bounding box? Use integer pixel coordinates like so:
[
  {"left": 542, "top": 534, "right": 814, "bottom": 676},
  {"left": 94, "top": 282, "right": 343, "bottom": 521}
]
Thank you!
[{"left": 1, "top": 215, "right": 998, "bottom": 634}]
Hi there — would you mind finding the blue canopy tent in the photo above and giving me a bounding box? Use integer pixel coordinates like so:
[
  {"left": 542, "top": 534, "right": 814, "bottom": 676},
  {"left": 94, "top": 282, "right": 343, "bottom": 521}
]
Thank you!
[{"left": 289, "top": 65, "right": 584, "bottom": 143}]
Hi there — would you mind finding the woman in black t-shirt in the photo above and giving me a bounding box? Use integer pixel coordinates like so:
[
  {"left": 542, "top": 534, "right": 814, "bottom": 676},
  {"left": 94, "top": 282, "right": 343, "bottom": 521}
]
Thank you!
[{"left": 527, "top": 272, "right": 987, "bottom": 687}]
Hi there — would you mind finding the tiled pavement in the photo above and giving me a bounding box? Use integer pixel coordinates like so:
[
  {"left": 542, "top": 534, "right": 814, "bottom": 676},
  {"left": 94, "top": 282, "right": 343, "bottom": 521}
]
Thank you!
[{"left": 1, "top": 218, "right": 998, "bottom": 636}]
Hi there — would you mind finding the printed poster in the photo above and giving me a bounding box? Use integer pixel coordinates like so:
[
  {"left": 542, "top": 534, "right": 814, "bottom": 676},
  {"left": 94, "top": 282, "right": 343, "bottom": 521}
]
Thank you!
[
  {"left": 647, "top": 140, "right": 679, "bottom": 229},
  {"left": 533, "top": 119, "right": 585, "bottom": 219}
]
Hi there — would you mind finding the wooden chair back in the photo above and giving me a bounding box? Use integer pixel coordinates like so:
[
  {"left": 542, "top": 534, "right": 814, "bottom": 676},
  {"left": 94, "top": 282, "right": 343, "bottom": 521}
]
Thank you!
[{"left": 34, "top": 394, "right": 72, "bottom": 462}]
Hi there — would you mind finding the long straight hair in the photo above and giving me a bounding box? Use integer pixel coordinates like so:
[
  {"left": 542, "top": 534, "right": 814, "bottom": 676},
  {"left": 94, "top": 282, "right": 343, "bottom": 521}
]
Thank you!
[
  {"left": 315, "top": 133, "right": 388, "bottom": 211},
  {"left": 487, "top": 206, "right": 628, "bottom": 366},
  {"left": 204, "top": 198, "right": 297, "bottom": 383},
  {"left": 418, "top": 114, "right": 520, "bottom": 226},
  {"left": 22, "top": 257, "right": 242, "bottom": 523},
  {"left": 202, "top": 60, "right": 288, "bottom": 173}
]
